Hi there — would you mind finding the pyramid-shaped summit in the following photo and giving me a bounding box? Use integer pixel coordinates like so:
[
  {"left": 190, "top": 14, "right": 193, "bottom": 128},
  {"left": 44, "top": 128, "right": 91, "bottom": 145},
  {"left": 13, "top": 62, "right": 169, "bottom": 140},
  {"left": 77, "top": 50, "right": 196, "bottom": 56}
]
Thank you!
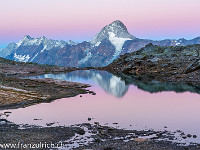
[
  {"left": 90, "top": 20, "right": 135, "bottom": 46},
  {"left": 108, "top": 20, "right": 129, "bottom": 32}
]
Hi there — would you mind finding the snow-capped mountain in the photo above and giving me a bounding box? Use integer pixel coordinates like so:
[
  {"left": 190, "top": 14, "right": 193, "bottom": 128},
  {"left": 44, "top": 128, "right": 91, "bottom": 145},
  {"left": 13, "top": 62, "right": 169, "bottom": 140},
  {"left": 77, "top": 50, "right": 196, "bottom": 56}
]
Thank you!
[
  {"left": 2, "top": 36, "right": 78, "bottom": 63},
  {"left": 1, "top": 20, "right": 200, "bottom": 67},
  {"left": 67, "top": 40, "right": 77, "bottom": 45},
  {"left": 0, "top": 42, "right": 18, "bottom": 58},
  {"left": 120, "top": 36, "right": 200, "bottom": 55},
  {"left": 90, "top": 20, "right": 135, "bottom": 46},
  {"left": 90, "top": 20, "right": 135, "bottom": 64},
  {"left": 16, "top": 35, "right": 66, "bottom": 52}
]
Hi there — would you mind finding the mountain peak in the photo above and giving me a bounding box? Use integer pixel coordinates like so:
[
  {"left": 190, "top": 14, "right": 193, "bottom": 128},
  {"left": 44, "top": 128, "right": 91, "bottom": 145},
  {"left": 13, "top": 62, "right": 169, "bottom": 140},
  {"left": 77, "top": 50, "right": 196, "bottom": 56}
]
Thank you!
[
  {"left": 40, "top": 36, "right": 47, "bottom": 40},
  {"left": 16, "top": 35, "right": 33, "bottom": 47},
  {"left": 67, "top": 40, "right": 77, "bottom": 45},
  {"left": 105, "top": 20, "right": 130, "bottom": 34},
  {"left": 23, "top": 35, "right": 32, "bottom": 40},
  {"left": 111, "top": 20, "right": 123, "bottom": 24},
  {"left": 15, "top": 36, "right": 66, "bottom": 52},
  {"left": 109, "top": 20, "right": 127, "bottom": 30},
  {"left": 90, "top": 20, "right": 135, "bottom": 46}
]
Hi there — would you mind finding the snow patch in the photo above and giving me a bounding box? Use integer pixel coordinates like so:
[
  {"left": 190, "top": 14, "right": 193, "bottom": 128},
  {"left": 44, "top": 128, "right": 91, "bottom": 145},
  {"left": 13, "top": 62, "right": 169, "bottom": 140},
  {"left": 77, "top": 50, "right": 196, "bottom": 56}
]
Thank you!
[
  {"left": 108, "top": 32, "right": 131, "bottom": 64},
  {"left": 95, "top": 42, "right": 101, "bottom": 47},
  {"left": 30, "top": 52, "right": 39, "bottom": 62},
  {"left": 67, "top": 40, "right": 77, "bottom": 45},
  {"left": 14, "top": 53, "right": 30, "bottom": 62},
  {"left": 108, "top": 32, "right": 131, "bottom": 52},
  {"left": 78, "top": 50, "right": 92, "bottom": 65},
  {"left": 16, "top": 41, "right": 22, "bottom": 47},
  {"left": 41, "top": 45, "right": 47, "bottom": 53},
  {"left": 16, "top": 36, "right": 66, "bottom": 51}
]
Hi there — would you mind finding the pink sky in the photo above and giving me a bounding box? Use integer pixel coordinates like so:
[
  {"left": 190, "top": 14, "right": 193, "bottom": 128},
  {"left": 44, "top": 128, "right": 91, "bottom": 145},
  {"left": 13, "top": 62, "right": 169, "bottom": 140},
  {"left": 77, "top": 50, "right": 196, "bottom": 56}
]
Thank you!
[{"left": 0, "top": 0, "right": 200, "bottom": 47}]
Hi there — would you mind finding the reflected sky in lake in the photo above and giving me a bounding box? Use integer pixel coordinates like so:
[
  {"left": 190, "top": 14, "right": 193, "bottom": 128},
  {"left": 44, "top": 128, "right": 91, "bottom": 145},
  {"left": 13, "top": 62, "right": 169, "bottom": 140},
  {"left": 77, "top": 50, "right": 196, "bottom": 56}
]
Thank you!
[
  {"left": 2, "top": 70, "right": 200, "bottom": 145},
  {"left": 37, "top": 70, "right": 200, "bottom": 97}
]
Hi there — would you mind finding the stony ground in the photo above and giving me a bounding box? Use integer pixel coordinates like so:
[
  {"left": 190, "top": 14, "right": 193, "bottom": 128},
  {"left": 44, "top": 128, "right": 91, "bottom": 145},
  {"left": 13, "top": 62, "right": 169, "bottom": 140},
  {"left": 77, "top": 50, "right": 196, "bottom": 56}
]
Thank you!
[
  {"left": 0, "top": 119, "right": 199, "bottom": 150},
  {"left": 0, "top": 76, "right": 94, "bottom": 110},
  {"left": 0, "top": 119, "right": 85, "bottom": 149},
  {"left": 105, "top": 44, "right": 200, "bottom": 83},
  {"left": 0, "top": 57, "right": 95, "bottom": 110}
]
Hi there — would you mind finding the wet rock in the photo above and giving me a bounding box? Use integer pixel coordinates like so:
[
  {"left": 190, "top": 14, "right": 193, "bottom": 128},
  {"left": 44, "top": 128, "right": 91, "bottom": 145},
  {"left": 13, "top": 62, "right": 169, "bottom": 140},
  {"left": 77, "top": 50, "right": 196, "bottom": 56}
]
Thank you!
[
  {"left": 107, "top": 128, "right": 115, "bottom": 132},
  {"left": 4, "top": 111, "right": 12, "bottom": 114},
  {"left": 97, "top": 126, "right": 104, "bottom": 130},
  {"left": 100, "top": 130, "right": 107, "bottom": 135},
  {"left": 168, "top": 136, "right": 175, "bottom": 140},
  {"left": 46, "top": 122, "right": 55, "bottom": 126},
  {"left": 94, "top": 122, "right": 100, "bottom": 125},
  {"left": 193, "top": 135, "right": 197, "bottom": 138},
  {"left": 74, "top": 128, "right": 85, "bottom": 135},
  {"left": 0, "top": 119, "right": 9, "bottom": 122},
  {"left": 82, "top": 123, "right": 91, "bottom": 126},
  {"left": 182, "top": 136, "right": 187, "bottom": 139},
  {"left": 34, "top": 118, "right": 42, "bottom": 120},
  {"left": 187, "top": 134, "right": 192, "bottom": 138},
  {"left": 104, "top": 147, "right": 114, "bottom": 150},
  {"left": 151, "top": 136, "right": 160, "bottom": 140},
  {"left": 91, "top": 130, "right": 97, "bottom": 134},
  {"left": 94, "top": 137, "right": 101, "bottom": 143}
]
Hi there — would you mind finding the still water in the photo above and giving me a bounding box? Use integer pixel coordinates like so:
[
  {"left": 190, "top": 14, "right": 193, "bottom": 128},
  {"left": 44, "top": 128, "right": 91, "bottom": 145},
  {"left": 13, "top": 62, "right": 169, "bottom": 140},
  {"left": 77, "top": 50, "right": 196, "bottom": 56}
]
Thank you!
[{"left": 2, "top": 70, "right": 200, "bottom": 144}]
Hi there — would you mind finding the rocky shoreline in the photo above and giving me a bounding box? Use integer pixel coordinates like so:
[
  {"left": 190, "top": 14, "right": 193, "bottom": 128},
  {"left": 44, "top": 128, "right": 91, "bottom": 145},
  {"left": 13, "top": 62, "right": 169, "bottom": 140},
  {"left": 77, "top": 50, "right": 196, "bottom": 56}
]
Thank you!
[
  {"left": 0, "top": 57, "right": 95, "bottom": 110},
  {"left": 0, "top": 76, "right": 94, "bottom": 110},
  {"left": 0, "top": 118, "right": 199, "bottom": 150}
]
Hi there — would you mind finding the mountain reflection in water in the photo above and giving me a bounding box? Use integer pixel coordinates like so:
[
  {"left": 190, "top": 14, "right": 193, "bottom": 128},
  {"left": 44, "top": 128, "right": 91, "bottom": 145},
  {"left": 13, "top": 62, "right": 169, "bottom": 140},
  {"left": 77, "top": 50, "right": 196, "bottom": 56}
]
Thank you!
[
  {"left": 36, "top": 70, "right": 200, "bottom": 97},
  {"left": 40, "top": 70, "right": 128, "bottom": 98}
]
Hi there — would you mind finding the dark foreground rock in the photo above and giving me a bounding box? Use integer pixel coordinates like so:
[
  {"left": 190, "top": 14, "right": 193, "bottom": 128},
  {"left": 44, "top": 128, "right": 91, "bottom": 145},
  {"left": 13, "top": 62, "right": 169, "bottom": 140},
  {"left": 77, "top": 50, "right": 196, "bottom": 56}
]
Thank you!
[
  {"left": 73, "top": 124, "right": 200, "bottom": 150},
  {"left": 0, "top": 119, "right": 84, "bottom": 149},
  {"left": 0, "top": 119, "right": 199, "bottom": 150},
  {"left": 105, "top": 44, "right": 200, "bottom": 83}
]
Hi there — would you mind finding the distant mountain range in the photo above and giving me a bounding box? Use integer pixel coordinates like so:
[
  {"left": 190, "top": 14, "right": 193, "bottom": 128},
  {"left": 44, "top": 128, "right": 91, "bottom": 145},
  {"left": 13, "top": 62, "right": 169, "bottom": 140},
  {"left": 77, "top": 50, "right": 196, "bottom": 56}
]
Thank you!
[{"left": 0, "top": 20, "right": 200, "bottom": 67}]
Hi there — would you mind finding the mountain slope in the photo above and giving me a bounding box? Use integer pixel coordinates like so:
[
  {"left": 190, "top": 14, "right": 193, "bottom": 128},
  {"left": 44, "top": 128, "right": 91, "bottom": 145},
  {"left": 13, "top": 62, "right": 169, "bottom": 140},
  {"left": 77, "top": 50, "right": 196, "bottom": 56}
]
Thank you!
[
  {"left": 107, "top": 44, "right": 200, "bottom": 82},
  {"left": 3, "top": 35, "right": 76, "bottom": 63},
  {"left": 90, "top": 20, "right": 135, "bottom": 46},
  {"left": 90, "top": 20, "right": 135, "bottom": 63},
  {"left": 1, "top": 20, "right": 200, "bottom": 67}
]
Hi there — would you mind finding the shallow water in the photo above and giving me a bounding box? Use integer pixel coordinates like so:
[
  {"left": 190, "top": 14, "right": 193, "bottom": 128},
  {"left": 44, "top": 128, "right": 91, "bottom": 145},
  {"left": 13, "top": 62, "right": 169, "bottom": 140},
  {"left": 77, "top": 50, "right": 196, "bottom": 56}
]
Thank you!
[{"left": 2, "top": 70, "right": 200, "bottom": 144}]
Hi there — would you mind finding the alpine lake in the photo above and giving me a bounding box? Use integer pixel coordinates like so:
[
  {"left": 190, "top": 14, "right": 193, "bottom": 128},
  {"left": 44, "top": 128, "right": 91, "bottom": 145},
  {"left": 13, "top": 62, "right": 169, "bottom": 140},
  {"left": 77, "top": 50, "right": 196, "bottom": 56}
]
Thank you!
[{"left": 1, "top": 70, "right": 200, "bottom": 146}]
